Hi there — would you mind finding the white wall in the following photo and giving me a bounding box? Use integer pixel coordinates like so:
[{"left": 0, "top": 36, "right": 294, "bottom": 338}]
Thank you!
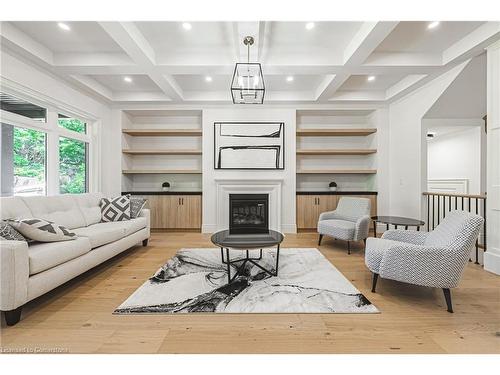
[
  {"left": 201, "top": 108, "right": 296, "bottom": 233},
  {"left": 484, "top": 41, "right": 500, "bottom": 275},
  {"left": 427, "top": 126, "right": 483, "bottom": 194},
  {"left": 0, "top": 50, "right": 115, "bottom": 195},
  {"left": 388, "top": 61, "right": 469, "bottom": 219}
]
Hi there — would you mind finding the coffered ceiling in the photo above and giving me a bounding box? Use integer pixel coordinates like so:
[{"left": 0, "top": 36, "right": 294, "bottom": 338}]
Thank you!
[{"left": 1, "top": 21, "right": 499, "bottom": 105}]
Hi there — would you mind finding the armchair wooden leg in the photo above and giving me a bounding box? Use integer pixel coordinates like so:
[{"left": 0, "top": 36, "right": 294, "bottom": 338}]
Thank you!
[
  {"left": 347, "top": 241, "right": 351, "bottom": 255},
  {"left": 3, "top": 306, "right": 22, "bottom": 326},
  {"left": 371, "top": 273, "right": 379, "bottom": 293},
  {"left": 443, "top": 288, "right": 454, "bottom": 313},
  {"left": 318, "top": 234, "right": 323, "bottom": 246},
  {"left": 142, "top": 238, "right": 149, "bottom": 247},
  {"left": 363, "top": 238, "right": 367, "bottom": 247}
]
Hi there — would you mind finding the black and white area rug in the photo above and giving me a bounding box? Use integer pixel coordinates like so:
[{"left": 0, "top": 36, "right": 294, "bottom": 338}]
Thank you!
[{"left": 114, "top": 248, "right": 379, "bottom": 314}]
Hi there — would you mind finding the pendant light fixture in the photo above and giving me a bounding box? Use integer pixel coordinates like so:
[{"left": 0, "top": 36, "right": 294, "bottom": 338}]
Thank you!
[{"left": 230, "top": 36, "right": 265, "bottom": 104}]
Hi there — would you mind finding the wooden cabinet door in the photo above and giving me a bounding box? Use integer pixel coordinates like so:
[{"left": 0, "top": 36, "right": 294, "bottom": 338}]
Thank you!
[
  {"left": 176, "top": 195, "right": 201, "bottom": 229},
  {"left": 296, "top": 195, "right": 318, "bottom": 229},
  {"left": 146, "top": 195, "right": 174, "bottom": 229},
  {"left": 317, "top": 195, "right": 338, "bottom": 214}
]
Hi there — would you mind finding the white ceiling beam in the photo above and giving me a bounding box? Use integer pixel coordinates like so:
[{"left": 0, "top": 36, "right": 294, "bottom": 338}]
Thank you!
[
  {"left": 385, "top": 74, "right": 428, "bottom": 100},
  {"left": 442, "top": 21, "right": 500, "bottom": 65},
  {"left": 53, "top": 52, "right": 134, "bottom": 67},
  {"left": 0, "top": 22, "right": 53, "bottom": 65},
  {"left": 316, "top": 21, "right": 399, "bottom": 101},
  {"left": 98, "top": 22, "right": 183, "bottom": 101},
  {"left": 67, "top": 74, "right": 114, "bottom": 102}
]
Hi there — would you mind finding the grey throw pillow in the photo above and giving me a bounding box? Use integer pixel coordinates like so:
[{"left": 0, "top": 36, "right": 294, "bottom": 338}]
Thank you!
[
  {"left": 130, "top": 197, "right": 147, "bottom": 219},
  {"left": 100, "top": 195, "right": 131, "bottom": 222},
  {"left": 8, "top": 218, "right": 76, "bottom": 242},
  {"left": 0, "top": 221, "right": 29, "bottom": 241}
]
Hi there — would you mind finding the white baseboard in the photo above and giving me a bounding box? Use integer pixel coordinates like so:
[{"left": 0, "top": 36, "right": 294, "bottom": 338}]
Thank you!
[
  {"left": 484, "top": 250, "right": 500, "bottom": 275},
  {"left": 201, "top": 224, "right": 217, "bottom": 234},
  {"left": 281, "top": 224, "right": 297, "bottom": 234}
]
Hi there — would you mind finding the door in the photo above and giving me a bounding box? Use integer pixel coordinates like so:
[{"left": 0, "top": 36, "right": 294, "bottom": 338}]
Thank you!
[{"left": 176, "top": 195, "right": 201, "bottom": 229}]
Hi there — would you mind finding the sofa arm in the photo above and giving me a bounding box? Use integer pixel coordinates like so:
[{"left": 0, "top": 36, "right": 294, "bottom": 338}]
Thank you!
[
  {"left": 139, "top": 208, "right": 151, "bottom": 231},
  {"left": 354, "top": 215, "right": 371, "bottom": 240},
  {"left": 379, "top": 243, "right": 467, "bottom": 289},
  {"left": 382, "top": 229, "right": 429, "bottom": 245},
  {"left": 0, "top": 240, "right": 29, "bottom": 311}
]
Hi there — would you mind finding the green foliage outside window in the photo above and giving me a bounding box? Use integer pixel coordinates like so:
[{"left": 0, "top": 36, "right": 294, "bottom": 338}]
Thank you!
[
  {"left": 13, "top": 127, "right": 46, "bottom": 182},
  {"left": 59, "top": 136, "right": 87, "bottom": 194}
]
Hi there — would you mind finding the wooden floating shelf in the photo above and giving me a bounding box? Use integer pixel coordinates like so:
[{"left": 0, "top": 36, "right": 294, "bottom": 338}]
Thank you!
[
  {"left": 122, "top": 169, "right": 202, "bottom": 174},
  {"left": 122, "top": 149, "right": 202, "bottom": 155},
  {"left": 296, "top": 149, "right": 377, "bottom": 155},
  {"left": 296, "top": 128, "right": 377, "bottom": 136},
  {"left": 296, "top": 169, "right": 377, "bottom": 174},
  {"left": 122, "top": 129, "right": 202, "bottom": 136}
]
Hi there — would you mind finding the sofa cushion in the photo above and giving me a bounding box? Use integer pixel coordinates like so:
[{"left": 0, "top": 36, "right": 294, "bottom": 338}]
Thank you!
[
  {"left": 0, "top": 221, "right": 29, "bottom": 242},
  {"left": 21, "top": 195, "right": 87, "bottom": 229},
  {"left": 28, "top": 237, "right": 91, "bottom": 275},
  {"left": 73, "top": 193, "right": 104, "bottom": 226},
  {"left": 130, "top": 197, "right": 147, "bottom": 219},
  {"left": 73, "top": 222, "right": 128, "bottom": 248},
  {"left": 317, "top": 219, "right": 356, "bottom": 240},
  {"left": 9, "top": 218, "right": 76, "bottom": 242},
  {"left": 0, "top": 196, "right": 33, "bottom": 220},
  {"left": 100, "top": 195, "right": 131, "bottom": 222}
]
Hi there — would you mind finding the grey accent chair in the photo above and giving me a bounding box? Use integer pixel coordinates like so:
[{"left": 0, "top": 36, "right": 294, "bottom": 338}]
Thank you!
[
  {"left": 365, "top": 210, "right": 484, "bottom": 313},
  {"left": 317, "top": 197, "right": 371, "bottom": 254}
]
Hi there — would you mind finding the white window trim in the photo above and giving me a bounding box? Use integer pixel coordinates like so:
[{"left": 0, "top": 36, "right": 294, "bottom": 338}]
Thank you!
[{"left": 1, "top": 91, "right": 99, "bottom": 195}]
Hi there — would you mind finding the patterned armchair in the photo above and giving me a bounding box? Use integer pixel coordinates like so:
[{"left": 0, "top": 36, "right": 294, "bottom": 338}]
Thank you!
[
  {"left": 365, "top": 210, "right": 484, "bottom": 313},
  {"left": 317, "top": 197, "right": 371, "bottom": 254}
]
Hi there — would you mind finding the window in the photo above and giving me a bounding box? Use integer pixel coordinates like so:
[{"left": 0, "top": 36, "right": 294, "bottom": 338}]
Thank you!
[
  {"left": 1, "top": 123, "right": 47, "bottom": 196},
  {"left": 59, "top": 136, "right": 88, "bottom": 194},
  {"left": 58, "top": 114, "right": 87, "bottom": 134},
  {"left": 0, "top": 92, "right": 47, "bottom": 122},
  {"left": 0, "top": 92, "right": 93, "bottom": 197}
]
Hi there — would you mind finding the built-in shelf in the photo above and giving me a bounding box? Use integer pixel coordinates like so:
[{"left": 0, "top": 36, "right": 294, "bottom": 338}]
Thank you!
[
  {"left": 122, "top": 149, "right": 202, "bottom": 155},
  {"left": 122, "top": 129, "right": 202, "bottom": 136},
  {"left": 296, "top": 169, "right": 377, "bottom": 174},
  {"left": 296, "top": 128, "right": 377, "bottom": 136},
  {"left": 296, "top": 149, "right": 377, "bottom": 155},
  {"left": 122, "top": 169, "right": 202, "bottom": 174}
]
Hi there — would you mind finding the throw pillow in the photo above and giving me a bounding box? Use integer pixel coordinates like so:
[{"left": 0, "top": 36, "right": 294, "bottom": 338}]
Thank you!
[
  {"left": 8, "top": 218, "right": 76, "bottom": 242},
  {"left": 0, "top": 221, "right": 29, "bottom": 241},
  {"left": 130, "top": 197, "right": 147, "bottom": 219},
  {"left": 100, "top": 195, "right": 131, "bottom": 222}
]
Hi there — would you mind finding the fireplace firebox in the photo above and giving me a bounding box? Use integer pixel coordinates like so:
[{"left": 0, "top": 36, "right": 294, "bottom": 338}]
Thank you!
[{"left": 229, "top": 194, "right": 269, "bottom": 234}]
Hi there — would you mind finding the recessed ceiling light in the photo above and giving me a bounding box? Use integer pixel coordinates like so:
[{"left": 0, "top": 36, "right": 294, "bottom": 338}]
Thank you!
[
  {"left": 427, "top": 21, "right": 440, "bottom": 29},
  {"left": 305, "top": 22, "right": 315, "bottom": 30},
  {"left": 123, "top": 76, "right": 133, "bottom": 83},
  {"left": 286, "top": 76, "right": 294, "bottom": 82},
  {"left": 367, "top": 76, "right": 376, "bottom": 82},
  {"left": 205, "top": 76, "right": 213, "bottom": 82},
  {"left": 182, "top": 22, "right": 192, "bottom": 31},
  {"left": 57, "top": 22, "right": 70, "bottom": 31}
]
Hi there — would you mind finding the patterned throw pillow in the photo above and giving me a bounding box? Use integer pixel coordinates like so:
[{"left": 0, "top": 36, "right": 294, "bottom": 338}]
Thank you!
[
  {"left": 130, "top": 197, "right": 147, "bottom": 219},
  {"left": 8, "top": 218, "right": 76, "bottom": 242},
  {"left": 100, "top": 195, "right": 131, "bottom": 222},
  {"left": 0, "top": 221, "right": 29, "bottom": 241}
]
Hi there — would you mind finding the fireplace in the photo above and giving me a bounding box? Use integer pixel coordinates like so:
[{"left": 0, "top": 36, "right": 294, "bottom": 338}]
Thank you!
[{"left": 229, "top": 194, "right": 269, "bottom": 234}]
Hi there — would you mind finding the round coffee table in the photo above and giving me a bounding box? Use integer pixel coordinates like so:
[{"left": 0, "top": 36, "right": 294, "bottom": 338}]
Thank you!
[
  {"left": 210, "top": 229, "right": 284, "bottom": 283},
  {"left": 371, "top": 216, "right": 425, "bottom": 238}
]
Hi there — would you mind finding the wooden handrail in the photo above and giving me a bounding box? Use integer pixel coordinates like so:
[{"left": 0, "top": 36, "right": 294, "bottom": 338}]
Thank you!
[{"left": 423, "top": 192, "right": 486, "bottom": 199}]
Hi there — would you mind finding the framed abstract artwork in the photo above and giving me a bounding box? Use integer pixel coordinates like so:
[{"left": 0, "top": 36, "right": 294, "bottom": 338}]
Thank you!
[{"left": 214, "top": 122, "right": 285, "bottom": 170}]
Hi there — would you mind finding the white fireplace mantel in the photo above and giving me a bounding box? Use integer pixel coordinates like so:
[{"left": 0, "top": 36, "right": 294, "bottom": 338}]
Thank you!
[{"left": 214, "top": 178, "right": 283, "bottom": 232}]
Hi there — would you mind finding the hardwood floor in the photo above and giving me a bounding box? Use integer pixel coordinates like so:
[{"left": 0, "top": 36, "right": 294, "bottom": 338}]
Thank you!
[{"left": 1, "top": 232, "right": 499, "bottom": 354}]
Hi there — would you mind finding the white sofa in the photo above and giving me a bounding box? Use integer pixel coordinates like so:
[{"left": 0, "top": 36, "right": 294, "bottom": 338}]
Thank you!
[{"left": 0, "top": 193, "right": 150, "bottom": 325}]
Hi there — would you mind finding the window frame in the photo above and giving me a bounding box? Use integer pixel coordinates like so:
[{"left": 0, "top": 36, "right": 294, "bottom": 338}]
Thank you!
[{"left": 0, "top": 90, "right": 97, "bottom": 196}]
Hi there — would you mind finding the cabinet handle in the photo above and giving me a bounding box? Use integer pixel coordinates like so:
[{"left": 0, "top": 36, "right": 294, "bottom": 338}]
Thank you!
[
  {"left": 318, "top": 197, "right": 320, "bottom": 205},
  {"left": 178, "top": 197, "right": 181, "bottom": 205},
  {"left": 181, "top": 198, "right": 184, "bottom": 205}
]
